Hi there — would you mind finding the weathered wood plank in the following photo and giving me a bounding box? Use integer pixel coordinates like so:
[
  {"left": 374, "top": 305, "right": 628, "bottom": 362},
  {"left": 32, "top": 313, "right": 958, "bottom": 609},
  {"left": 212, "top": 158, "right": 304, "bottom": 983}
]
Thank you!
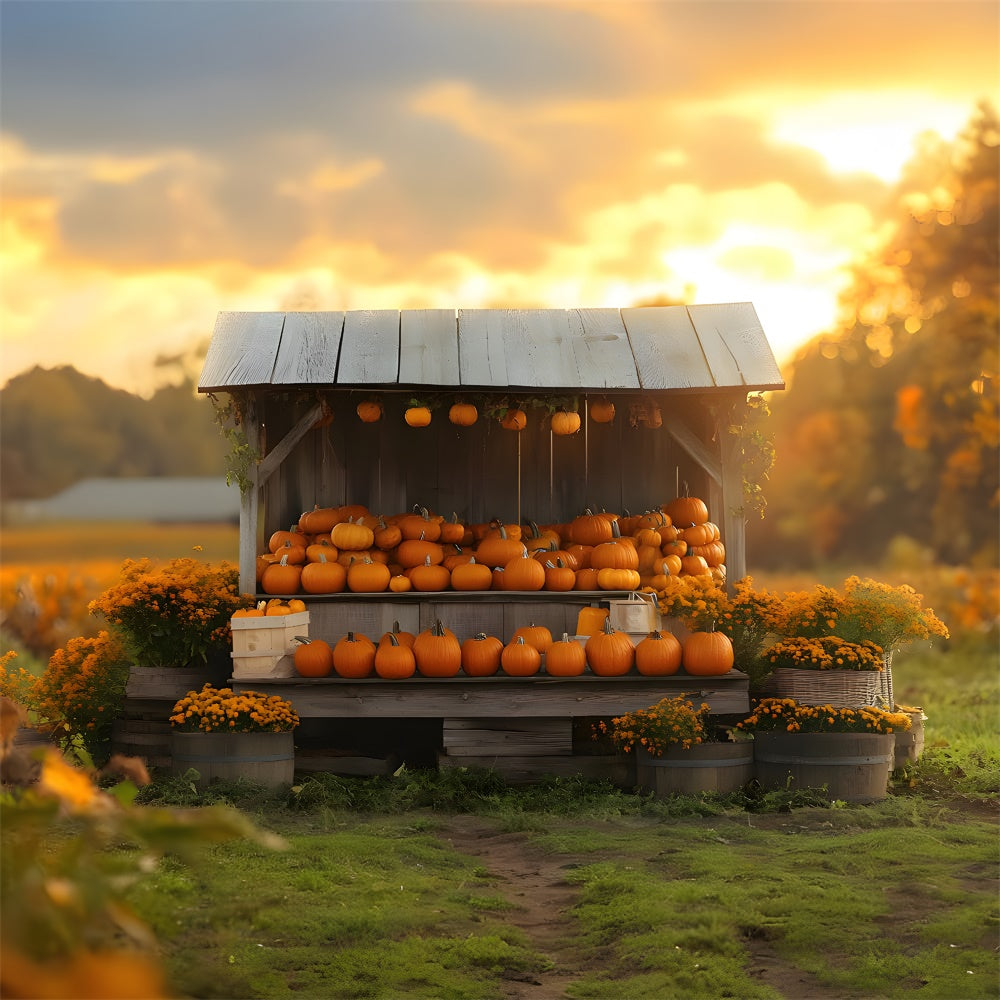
[
  {"left": 498, "top": 309, "right": 579, "bottom": 389},
  {"left": 443, "top": 717, "right": 572, "bottom": 756},
  {"left": 573, "top": 310, "right": 642, "bottom": 388},
  {"left": 457, "top": 309, "right": 509, "bottom": 386},
  {"left": 271, "top": 312, "right": 344, "bottom": 385},
  {"left": 685, "top": 305, "right": 743, "bottom": 386},
  {"left": 199, "top": 312, "right": 285, "bottom": 390},
  {"left": 399, "top": 309, "right": 460, "bottom": 385},
  {"left": 337, "top": 310, "right": 400, "bottom": 384},
  {"left": 438, "top": 751, "right": 633, "bottom": 786},
  {"left": 257, "top": 403, "right": 326, "bottom": 484},
  {"left": 621, "top": 306, "right": 713, "bottom": 389},
  {"left": 688, "top": 302, "right": 784, "bottom": 389},
  {"left": 232, "top": 674, "right": 750, "bottom": 718}
]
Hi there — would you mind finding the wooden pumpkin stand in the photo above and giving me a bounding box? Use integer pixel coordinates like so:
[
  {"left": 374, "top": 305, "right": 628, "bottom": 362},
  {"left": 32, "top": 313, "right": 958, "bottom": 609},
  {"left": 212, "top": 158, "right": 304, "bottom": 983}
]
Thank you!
[{"left": 199, "top": 306, "right": 784, "bottom": 784}]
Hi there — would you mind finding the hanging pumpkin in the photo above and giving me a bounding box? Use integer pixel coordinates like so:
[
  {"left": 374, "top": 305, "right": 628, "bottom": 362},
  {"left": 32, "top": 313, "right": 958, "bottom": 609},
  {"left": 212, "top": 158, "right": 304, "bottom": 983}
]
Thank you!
[
  {"left": 544, "top": 633, "right": 586, "bottom": 677},
  {"left": 634, "top": 630, "right": 683, "bottom": 676},
  {"left": 374, "top": 633, "right": 416, "bottom": 679},
  {"left": 584, "top": 618, "right": 635, "bottom": 676},
  {"left": 448, "top": 403, "right": 478, "bottom": 426},
  {"left": 500, "top": 635, "right": 542, "bottom": 677},
  {"left": 404, "top": 405, "right": 432, "bottom": 427},
  {"left": 460, "top": 632, "right": 503, "bottom": 677},
  {"left": 332, "top": 631, "right": 376, "bottom": 678},
  {"left": 588, "top": 399, "right": 615, "bottom": 424},
  {"left": 682, "top": 628, "right": 734, "bottom": 676},
  {"left": 550, "top": 409, "right": 581, "bottom": 435},
  {"left": 356, "top": 400, "right": 383, "bottom": 423},
  {"left": 499, "top": 408, "right": 527, "bottom": 431},
  {"left": 293, "top": 637, "right": 334, "bottom": 678}
]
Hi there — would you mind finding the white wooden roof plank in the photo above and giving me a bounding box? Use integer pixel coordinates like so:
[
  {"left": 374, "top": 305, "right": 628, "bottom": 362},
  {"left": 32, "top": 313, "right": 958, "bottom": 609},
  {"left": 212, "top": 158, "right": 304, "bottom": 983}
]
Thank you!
[
  {"left": 688, "top": 302, "right": 784, "bottom": 388},
  {"left": 457, "top": 309, "right": 509, "bottom": 386},
  {"left": 400, "top": 309, "right": 460, "bottom": 385},
  {"left": 337, "top": 310, "right": 400, "bottom": 384},
  {"left": 271, "top": 312, "right": 344, "bottom": 385},
  {"left": 572, "top": 309, "right": 641, "bottom": 388},
  {"left": 621, "top": 306, "right": 713, "bottom": 389},
  {"left": 499, "top": 309, "right": 579, "bottom": 388},
  {"left": 686, "top": 306, "right": 743, "bottom": 386},
  {"left": 199, "top": 312, "right": 285, "bottom": 390}
]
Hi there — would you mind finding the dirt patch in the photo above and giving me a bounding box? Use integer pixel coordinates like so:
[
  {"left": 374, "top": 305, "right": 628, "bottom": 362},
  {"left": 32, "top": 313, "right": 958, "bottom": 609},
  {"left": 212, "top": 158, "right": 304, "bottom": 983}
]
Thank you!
[
  {"left": 437, "top": 814, "right": 858, "bottom": 1000},
  {"left": 438, "top": 815, "right": 593, "bottom": 999}
]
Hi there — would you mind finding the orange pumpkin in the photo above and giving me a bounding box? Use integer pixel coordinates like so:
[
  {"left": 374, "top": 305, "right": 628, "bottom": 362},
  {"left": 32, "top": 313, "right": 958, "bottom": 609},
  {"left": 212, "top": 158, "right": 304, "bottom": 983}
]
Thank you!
[
  {"left": 332, "top": 631, "right": 376, "bottom": 678},
  {"left": 512, "top": 623, "right": 553, "bottom": 653},
  {"left": 293, "top": 637, "right": 334, "bottom": 678},
  {"left": 588, "top": 399, "right": 615, "bottom": 424},
  {"left": 300, "top": 553, "right": 347, "bottom": 594},
  {"left": 634, "top": 630, "right": 683, "bottom": 676},
  {"left": 544, "top": 633, "right": 586, "bottom": 676},
  {"left": 499, "top": 408, "right": 526, "bottom": 431},
  {"left": 374, "top": 633, "right": 416, "bottom": 679},
  {"left": 404, "top": 405, "right": 432, "bottom": 427},
  {"left": 450, "top": 558, "right": 493, "bottom": 592},
  {"left": 356, "top": 400, "right": 383, "bottom": 423},
  {"left": 550, "top": 409, "right": 581, "bottom": 435},
  {"left": 682, "top": 629, "right": 734, "bottom": 675},
  {"left": 448, "top": 402, "right": 478, "bottom": 426},
  {"left": 664, "top": 493, "right": 710, "bottom": 529},
  {"left": 346, "top": 558, "right": 391, "bottom": 593},
  {"left": 460, "top": 632, "right": 503, "bottom": 677},
  {"left": 413, "top": 620, "right": 462, "bottom": 677},
  {"left": 409, "top": 556, "right": 451, "bottom": 592},
  {"left": 502, "top": 552, "right": 546, "bottom": 591},
  {"left": 584, "top": 618, "right": 634, "bottom": 676},
  {"left": 500, "top": 635, "right": 542, "bottom": 676},
  {"left": 260, "top": 555, "right": 302, "bottom": 595}
]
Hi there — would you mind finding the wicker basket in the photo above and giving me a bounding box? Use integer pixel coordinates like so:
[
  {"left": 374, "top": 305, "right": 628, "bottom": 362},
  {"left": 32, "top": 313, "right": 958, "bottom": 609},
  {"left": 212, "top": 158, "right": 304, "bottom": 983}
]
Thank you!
[{"left": 769, "top": 667, "right": 881, "bottom": 708}]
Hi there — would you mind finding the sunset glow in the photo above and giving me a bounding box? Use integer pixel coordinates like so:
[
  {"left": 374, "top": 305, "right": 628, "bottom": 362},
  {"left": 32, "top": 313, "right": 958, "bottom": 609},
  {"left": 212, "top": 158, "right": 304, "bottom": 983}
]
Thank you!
[{"left": 0, "top": 1, "right": 996, "bottom": 396}]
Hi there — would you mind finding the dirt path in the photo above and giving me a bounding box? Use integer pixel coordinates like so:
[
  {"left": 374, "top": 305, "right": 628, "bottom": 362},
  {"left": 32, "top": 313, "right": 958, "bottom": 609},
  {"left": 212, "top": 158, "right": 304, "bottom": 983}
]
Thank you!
[
  {"left": 438, "top": 813, "right": 862, "bottom": 1000},
  {"left": 438, "top": 815, "right": 589, "bottom": 999}
]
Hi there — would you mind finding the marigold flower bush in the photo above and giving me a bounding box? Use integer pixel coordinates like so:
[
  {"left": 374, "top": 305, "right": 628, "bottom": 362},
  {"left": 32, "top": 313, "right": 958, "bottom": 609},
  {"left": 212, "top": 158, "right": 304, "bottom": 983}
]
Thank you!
[
  {"left": 88, "top": 558, "right": 252, "bottom": 671},
  {"left": 776, "top": 576, "right": 949, "bottom": 653},
  {"left": 32, "top": 632, "right": 131, "bottom": 753},
  {"left": 736, "top": 697, "right": 912, "bottom": 735},
  {"left": 170, "top": 684, "right": 299, "bottom": 733},
  {"left": 0, "top": 650, "right": 42, "bottom": 721},
  {"left": 762, "top": 635, "right": 886, "bottom": 672},
  {"left": 593, "top": 695, "right": 711, "bottom": 755}
]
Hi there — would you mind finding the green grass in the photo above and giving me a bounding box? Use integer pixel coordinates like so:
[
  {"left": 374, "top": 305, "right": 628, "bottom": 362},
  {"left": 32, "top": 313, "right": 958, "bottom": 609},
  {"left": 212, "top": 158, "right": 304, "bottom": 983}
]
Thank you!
[{"left": 122, "top": 635, "right": 1000, "bottom": 998}]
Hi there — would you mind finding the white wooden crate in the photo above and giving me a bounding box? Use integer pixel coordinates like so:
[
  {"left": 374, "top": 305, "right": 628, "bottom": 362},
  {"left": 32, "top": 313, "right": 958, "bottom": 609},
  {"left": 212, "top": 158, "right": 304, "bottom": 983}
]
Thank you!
[{"left": 230, "top": 611, "right": 309, "bottom": 654}]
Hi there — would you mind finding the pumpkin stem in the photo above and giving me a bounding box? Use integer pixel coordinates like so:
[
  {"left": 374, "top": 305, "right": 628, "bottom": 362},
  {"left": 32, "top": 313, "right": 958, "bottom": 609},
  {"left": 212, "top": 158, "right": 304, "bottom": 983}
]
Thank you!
[{"left": 387, "top": 633, "right": 400, "bottom": 647}]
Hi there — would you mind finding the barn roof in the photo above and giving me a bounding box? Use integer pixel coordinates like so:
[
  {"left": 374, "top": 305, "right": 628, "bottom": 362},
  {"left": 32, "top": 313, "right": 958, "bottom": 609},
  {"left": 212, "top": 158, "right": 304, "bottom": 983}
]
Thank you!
[{"left": 198, "top": 304, "right": 784, "bottom": 395}]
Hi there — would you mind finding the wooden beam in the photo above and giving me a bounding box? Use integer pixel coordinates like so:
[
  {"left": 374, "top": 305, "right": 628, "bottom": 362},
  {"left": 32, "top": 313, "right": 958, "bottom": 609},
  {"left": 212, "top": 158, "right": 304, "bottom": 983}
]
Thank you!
[
  {"left": 666, "top": 415, "right": 722, "bottom": 485},
  {"left": 256, "top": 402, "right": 326, "bottom": 484},
  {"left": 718, "top": 395, "right": 748, "bottom": 587}
]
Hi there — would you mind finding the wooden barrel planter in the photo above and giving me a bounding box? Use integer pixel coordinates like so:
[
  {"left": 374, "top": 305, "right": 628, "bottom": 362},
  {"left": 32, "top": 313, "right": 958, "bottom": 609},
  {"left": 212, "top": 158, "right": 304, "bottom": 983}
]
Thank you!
[
  {"left": 171, "top": 731, "right": 295, "bottom": 789},
  {"left": 635, "top": 742, "right": 754, "bottom": 797},
  {"left": 112, "top": 666, "right": 230, "bottom": 772},
  {"left": 893, "top": 711, "right": 925, "bottom": 770},
  {"left": 753, "top": 731, "right": 894, "bottom": 804}
]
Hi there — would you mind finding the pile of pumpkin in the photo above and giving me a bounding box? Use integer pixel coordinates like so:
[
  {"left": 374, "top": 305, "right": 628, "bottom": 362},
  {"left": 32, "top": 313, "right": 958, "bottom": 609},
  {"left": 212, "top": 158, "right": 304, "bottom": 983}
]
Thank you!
[
  {"left": 257, "top": 494, "right": 725, "bottom": 596},
  {"left": 291, "top": 617, "right": 733, "bottom": 680}
]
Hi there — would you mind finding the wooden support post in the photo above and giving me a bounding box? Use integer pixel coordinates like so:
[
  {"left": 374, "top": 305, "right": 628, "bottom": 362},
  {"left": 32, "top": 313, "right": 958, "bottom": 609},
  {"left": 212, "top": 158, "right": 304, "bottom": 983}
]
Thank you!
[{"left": 718, "top": 394, "right": 748, "bottom": 589}]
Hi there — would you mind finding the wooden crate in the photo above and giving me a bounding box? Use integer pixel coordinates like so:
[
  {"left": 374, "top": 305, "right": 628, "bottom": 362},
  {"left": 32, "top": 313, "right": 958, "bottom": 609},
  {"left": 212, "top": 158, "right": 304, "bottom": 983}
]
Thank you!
[
  {"left": 230, "top": 611, "right": 309, "bottom": 654},
  {"left": 443, "top": 717, "right": 572, "bottom": 757}
]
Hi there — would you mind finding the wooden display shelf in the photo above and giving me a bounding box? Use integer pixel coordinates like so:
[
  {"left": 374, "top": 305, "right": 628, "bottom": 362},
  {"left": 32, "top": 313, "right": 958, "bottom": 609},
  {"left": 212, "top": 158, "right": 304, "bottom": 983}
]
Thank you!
[{"left": 231, "top": 671, "right": 750, "bottom": 719}]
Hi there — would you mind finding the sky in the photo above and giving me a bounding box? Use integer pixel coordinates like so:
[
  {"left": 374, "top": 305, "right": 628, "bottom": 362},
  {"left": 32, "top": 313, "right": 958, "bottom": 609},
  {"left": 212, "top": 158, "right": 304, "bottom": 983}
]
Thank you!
[{"left": 1, "top": 0, "right": 997, "bottom": 397}]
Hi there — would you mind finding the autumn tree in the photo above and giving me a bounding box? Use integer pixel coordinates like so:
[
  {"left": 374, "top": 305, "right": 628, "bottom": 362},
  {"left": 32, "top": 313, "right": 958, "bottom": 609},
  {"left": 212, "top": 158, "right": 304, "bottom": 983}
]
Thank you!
[{"left": 749, "top": 101, "right": 999, "bottom": 568}]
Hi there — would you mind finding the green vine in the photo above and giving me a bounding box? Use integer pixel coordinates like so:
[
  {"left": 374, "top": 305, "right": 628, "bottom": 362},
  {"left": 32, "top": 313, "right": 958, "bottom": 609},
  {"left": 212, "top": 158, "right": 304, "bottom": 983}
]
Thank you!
[
  {"left": 729, "top": 392, "right": 775, "bottom": 519},
  {"left": 209, "top": 391, "right": 260, "bottom": 496}
]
